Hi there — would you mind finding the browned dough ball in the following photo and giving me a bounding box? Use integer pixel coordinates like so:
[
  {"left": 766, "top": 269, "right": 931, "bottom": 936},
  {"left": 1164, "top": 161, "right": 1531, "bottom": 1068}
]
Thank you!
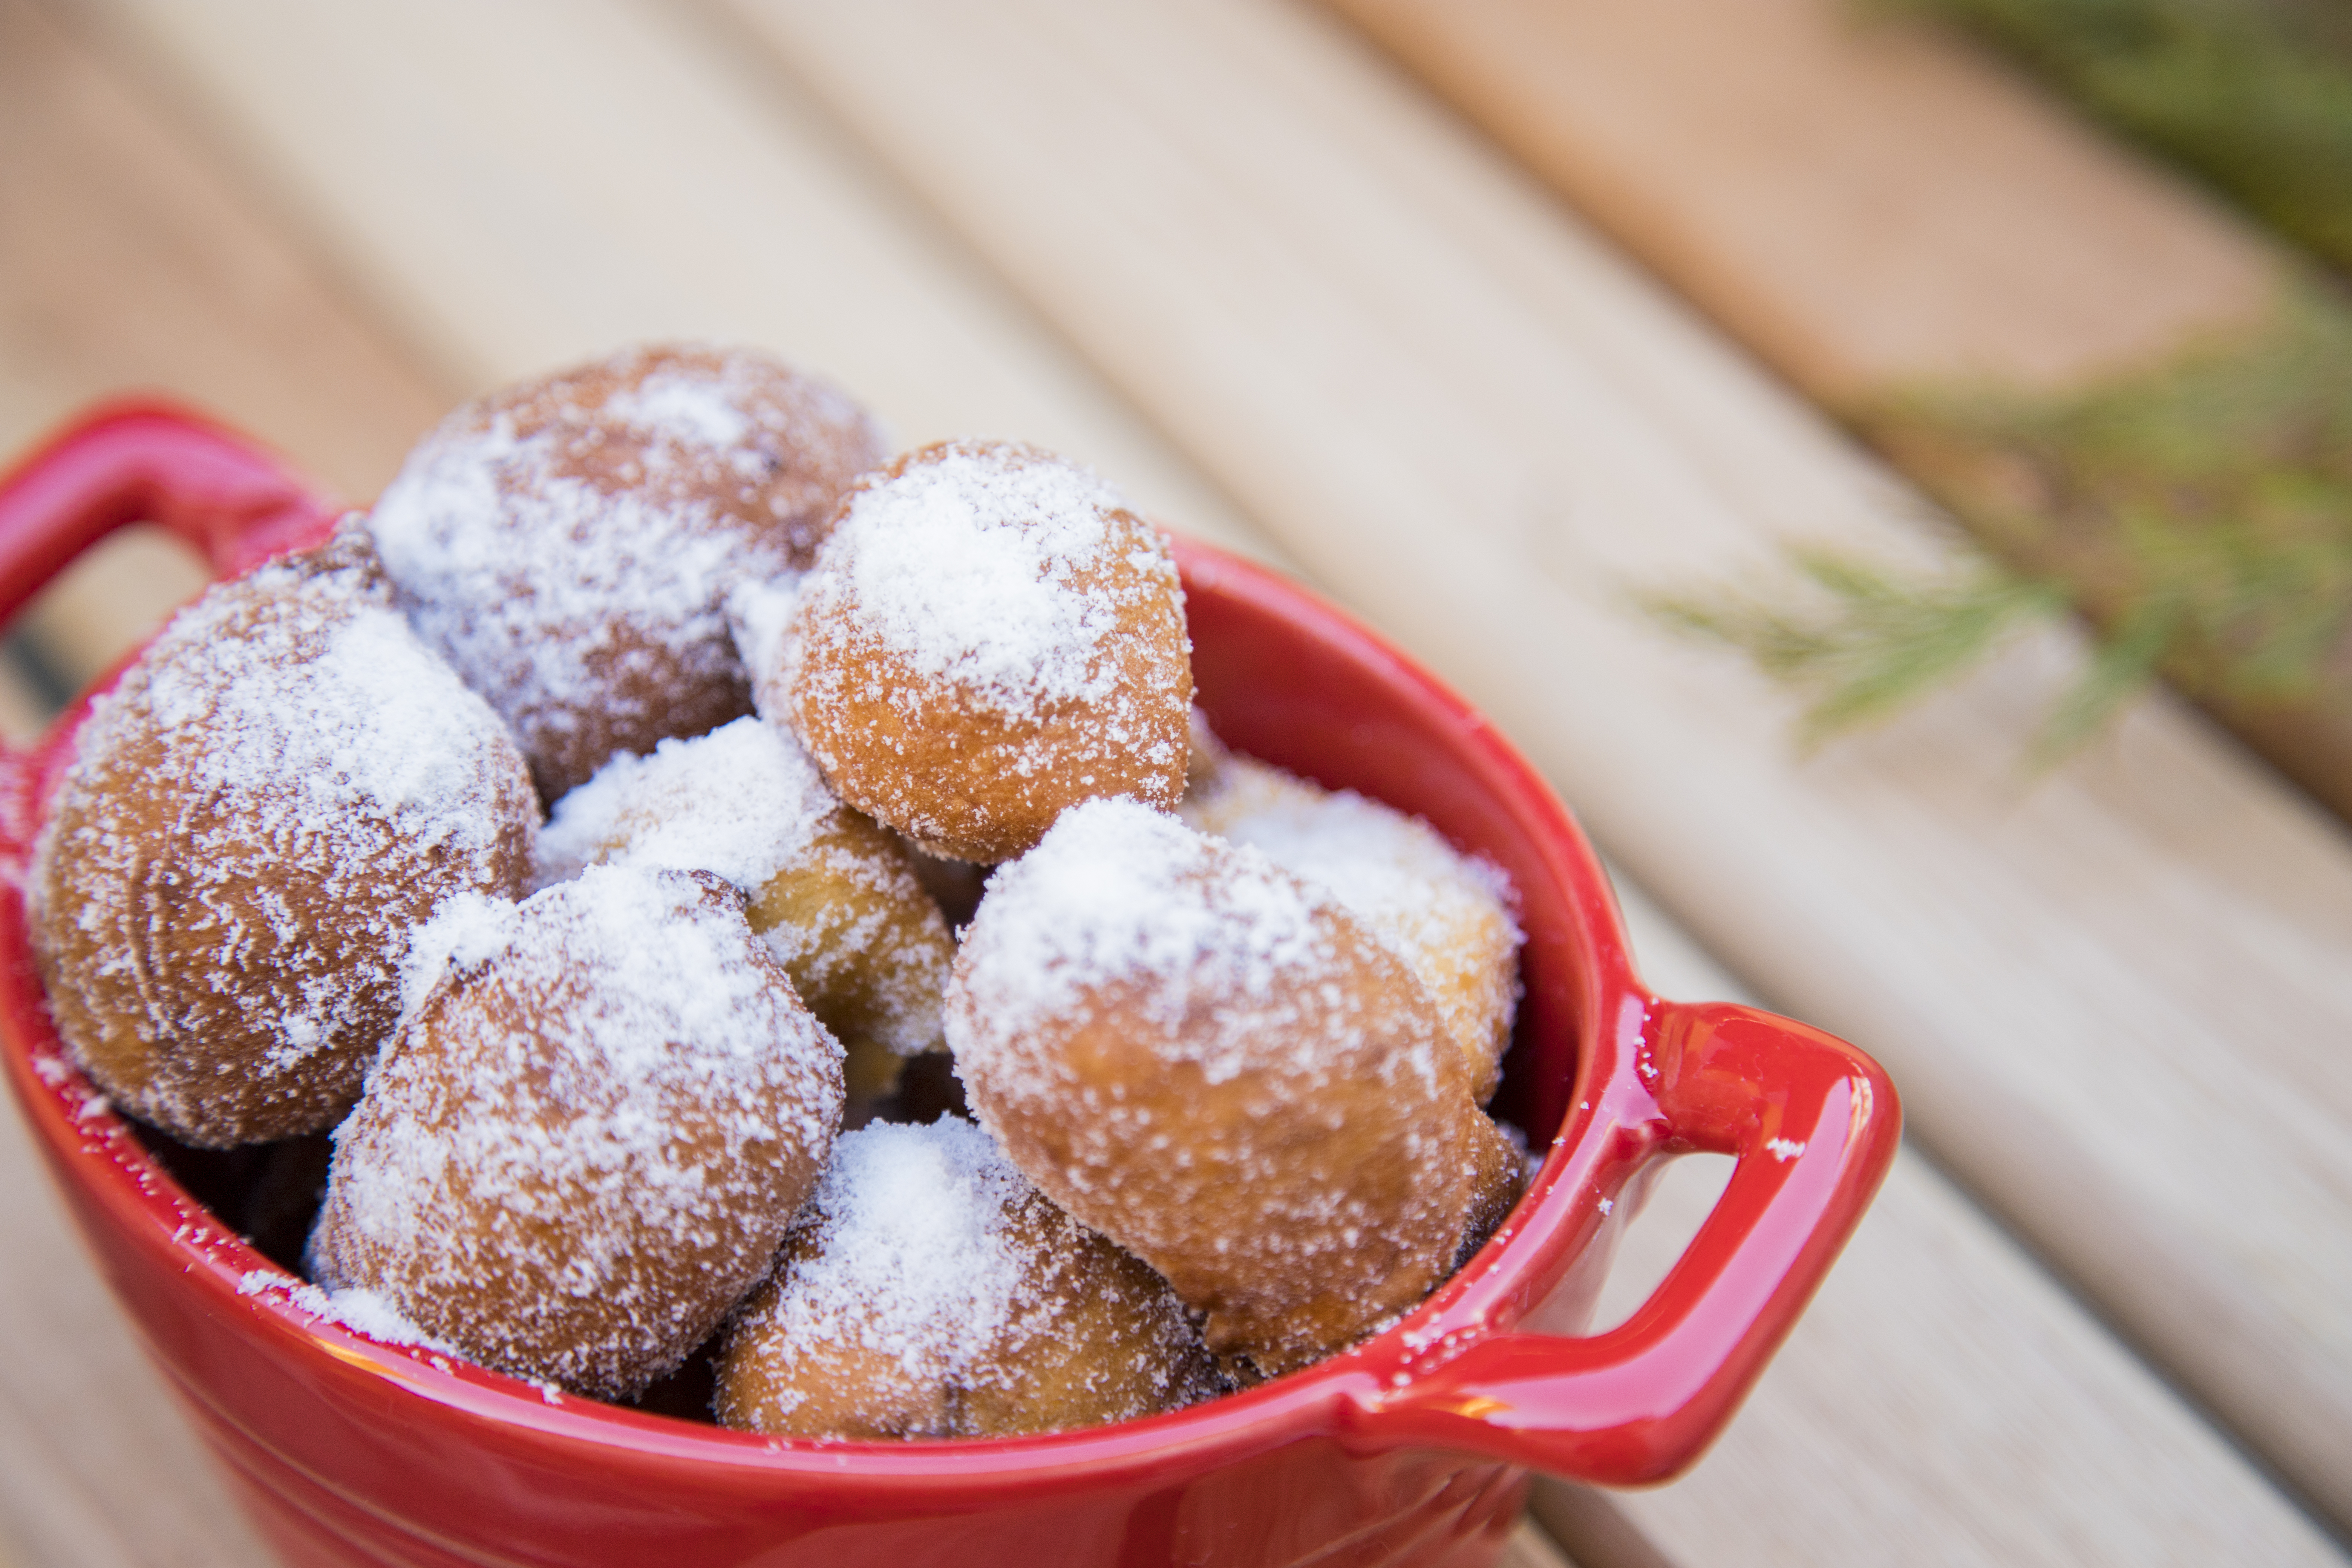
[
  {"left": 947, "top": 800, "right": 1521, "bottom": 1380},
  {"left": 716, "top": 1118, "right": 1220, "bottom": 1439},
  {"left": 1181, "top": 747, "right": 1522, "bottom": 1105},
  {"left": 369, "top": 343, "right": 887, "bottom": 800},
  {"left": 309, "top": 865, "right": 845, "bottom": 1399},
  {"left": 28, "top": 523, "right": 536, "bottom": 1149},
  {"left": 536, "top": 715, "right": 955, "bottom": 1066},
  {"left": 784, "top": 440, "right": 1192, "bottom": 863}
]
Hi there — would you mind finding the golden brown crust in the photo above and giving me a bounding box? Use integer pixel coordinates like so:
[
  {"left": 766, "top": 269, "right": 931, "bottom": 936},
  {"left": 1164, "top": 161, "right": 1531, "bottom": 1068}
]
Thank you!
[
  {"left": 743, "top": 807, "right": 953, "bottom": 1057},
  {"left": 946, "top": 802, "right": 1517, "bottom": 1378},
  {"left": 29, "top": 527, "right": 536, "bottom": 1148},
  {"left": 311, "top": 867, "right": 845, "bottom": 1399},
  {"left": 786, "top": 441, "right": 1191, "bottom": 863},
  {"left": 370, "top": 343, "right": 887, "bottom": 800},
  {"left": 537, "top": 716, "right": 955, "bottom": 1058},
  {"left": 714, "top": 1119, "right": 1220, "bottom": 1438},
  {"left": 1179, "top": 751, "right": 1522, "bottom": 1105}
]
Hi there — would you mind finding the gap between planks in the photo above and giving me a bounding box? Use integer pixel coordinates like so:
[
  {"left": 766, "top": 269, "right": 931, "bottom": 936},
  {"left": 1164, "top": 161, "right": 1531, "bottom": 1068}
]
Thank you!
[{"left": 1315, "top": 0, "right": 2281, "bottom": 402}]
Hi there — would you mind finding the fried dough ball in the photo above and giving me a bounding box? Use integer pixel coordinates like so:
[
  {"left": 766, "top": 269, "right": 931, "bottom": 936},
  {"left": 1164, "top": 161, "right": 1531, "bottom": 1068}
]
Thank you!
[
  {"left": 1182, "top": 747, "right": 1521, "bottom": 1104},
  {"left": 537, "top": 716, "right": 954, "bottom": 1062},
  {"left": 28, "top": 523, "right": 536, "bottom": 1149},
  {"left": 947, "top": 801, "right": 1520, "bottom": 1379},
  {"left": 717, "top": 1118, "right": 1220, "bottom": 1439},
  {"left": 310, "top": 865, "right": 845, "bottom": 1399},
  {"left": 369, "top": 343, "right": 887, "bottom": 800},
  {"left": 783, "top": 440, "right": 1192, "bottom": 863}
]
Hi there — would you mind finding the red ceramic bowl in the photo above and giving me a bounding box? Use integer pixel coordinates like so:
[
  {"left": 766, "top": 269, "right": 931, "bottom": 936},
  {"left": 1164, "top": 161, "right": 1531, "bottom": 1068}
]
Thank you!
[{"left": 0, "top": 404, "right": 1898, "bottom": 1568}]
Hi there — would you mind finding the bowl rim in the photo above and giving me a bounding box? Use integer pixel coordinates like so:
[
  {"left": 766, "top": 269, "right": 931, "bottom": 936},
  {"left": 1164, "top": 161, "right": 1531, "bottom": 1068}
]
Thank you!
[
  {"left": 0, "top": 403, "right": 1896, "bottom": 1499},
  {"left": 1, "top": 530, "right": 1636, "bottom": 1490}
]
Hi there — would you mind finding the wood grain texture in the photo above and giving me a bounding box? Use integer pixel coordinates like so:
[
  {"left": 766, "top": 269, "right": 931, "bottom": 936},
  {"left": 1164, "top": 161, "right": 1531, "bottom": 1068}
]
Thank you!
[
  {"left": 1, "top": 0, "right": 447, "bottom": 697},
  {"left": 1320, "top": 0, "right": 2280, "bottom": 400},
  {"left": 54, "top": 0, "right": 1281, "bottom": 568},
  {"left": 0, "top": 5, "right": 458, "bottom": 1563},
  {"left": 15, "top": 0, "right": 2347, "bottom": 1560},
  {"left": 713, "top": 0, "right": 2352, "bottom": 1532},
  {"left": 0, "top": 1087, "right": 270, "bottom": 1568},
  {"left": 0, "top": 0, "right": 444, "bottom": 494},
  {"left": 1317, "top": 0, "right": 2352, "bottom": 935},
  {"left": 1558, "top": 881, "right": 2347, "bottom": 1566},
  {"left": 1496, "top": 1516, "right": 1582, "bottom": 1568}
]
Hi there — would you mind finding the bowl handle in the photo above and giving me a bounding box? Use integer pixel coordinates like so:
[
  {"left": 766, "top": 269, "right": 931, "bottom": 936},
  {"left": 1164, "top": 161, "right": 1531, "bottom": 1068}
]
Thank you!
[
  {"left": 1365, "top": 1000, "right": 1900, "bottom": 1485},
  {"left": 0, "top": 400, "right": 340, "bottom": 625},
  {"left": 0, "top": 402, "right": 340, "bottom": 831}
]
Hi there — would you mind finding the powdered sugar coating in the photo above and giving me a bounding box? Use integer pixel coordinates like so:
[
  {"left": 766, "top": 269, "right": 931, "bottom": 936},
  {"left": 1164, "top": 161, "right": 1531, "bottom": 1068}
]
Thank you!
[
  {"left": 824, "top": 446, "right": 1140, "bottom": 704},
  {"left": 397, "top": 890, "right": 518, "bottom": 1026},
  {"left": 369, "top": 344, "right": 885, "bottom": 799},
  {"left": 728, "top": 1120, "right": 1032, "bottom": 1417},
  {"left": 726, "top": 576, "right": 802, "bottom": 722},
  {"left": 537, "top": 717, "right": 953, "bottom": 1056},
  {"left": 948, "top": 800, "right": 1516, "bottom": 1375},
  {"left": 536, "top": 716, "right": 837, "bottom": 891},
  {"left": 956, "top": 801, "right": 1381, "bottom": 1088},
  {"left": 311, "top": 864, "right": 845, "bottom": 1398},
  {"left": 786, "top": 441, "right": 1192, "bottom": 862},
  {"left": 717, "top": 1118, "right": 1216, "bottom": 1438},
  {"left": 1181, "top": 753, "right": 1522, "bottom": 1102},
  {"left": 29, "top": 524, "right": 537, "bottom": 1148}
]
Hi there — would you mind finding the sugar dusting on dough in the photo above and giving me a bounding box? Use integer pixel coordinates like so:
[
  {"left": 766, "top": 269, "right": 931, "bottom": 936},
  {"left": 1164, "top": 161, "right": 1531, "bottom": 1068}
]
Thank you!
[
  {"left": 782, "top": 441, "right": 1192, "bottom": 861},
  {"left": 72, "top": 538, "right": 522, "bottom": 871},
  {"left": 533, "top": 717, "right": 953, "bottom": 1057},
  {"left": 313, "top": 864, "right": 844, "bottom": 1396},
  {"left": 535, "top": 716, "right": 837, "bottom": 892},
  {"left": 746, "top": 1119, "right": 1030, "bottom": 1391},
  {"left": 949, "top": 799, "right": 1453, "bottom": 1106},
  {"left": 726, "top": 576, "right": 802, "bottom": 721},
  {"left": 369, "top": 412, "right": 743, "bottom": 741},
  {"left": 396, "top": 890, "right": 518, "bottom": 1029},
  {"left": 365, "top": 345, "right": 884, "bottom": 792},
  {"left": 952, "top": 801, "right": 1355, "bottom": 1086},
  {"left": 820, "top": 443, "right": 1139, "bottom": 708},
  {"left": 27, "top": 526, "right": 535, "bottom": 1141},
  {"left": 1180, "top": 752, "right": 1521, "bottom": 1090},
  {"left": 946, "top": 799, "right": 1504, "bottom": 1374},
  {"left": 721, "top": 1117, "right": 1214, "bottom": 1436}
]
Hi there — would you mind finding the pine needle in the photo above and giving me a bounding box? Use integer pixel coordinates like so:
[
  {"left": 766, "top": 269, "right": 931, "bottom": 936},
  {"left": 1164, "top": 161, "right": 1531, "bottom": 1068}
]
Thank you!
[
  {"left": 1643, "top": 554, "right": 2070, "bottom": 745},
  {"left": 1650, "top": 3, "right": 2352, "bottom": 773}
]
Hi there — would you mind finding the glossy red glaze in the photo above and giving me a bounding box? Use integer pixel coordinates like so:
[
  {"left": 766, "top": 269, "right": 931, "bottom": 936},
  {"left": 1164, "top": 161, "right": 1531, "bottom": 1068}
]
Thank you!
[{"left": 0, "top": 405, "right": 1900, "bottom": 1568}]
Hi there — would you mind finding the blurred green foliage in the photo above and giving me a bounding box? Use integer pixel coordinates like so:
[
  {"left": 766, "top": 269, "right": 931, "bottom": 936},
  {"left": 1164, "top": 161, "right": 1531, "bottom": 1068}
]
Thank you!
[
  {"left": 1661, "top": 293, "right": 2352, "bottom": 752},
  {"left": 1891, "top": 0, "right": 2352, "bottom": 272},
  {"left": 1661, "top": 1, "right": 2352, "bottom": 762}
]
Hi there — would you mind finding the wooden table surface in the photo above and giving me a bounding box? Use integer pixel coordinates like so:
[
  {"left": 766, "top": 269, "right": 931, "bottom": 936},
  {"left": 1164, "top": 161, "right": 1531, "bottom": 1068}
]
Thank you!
[{"left": 2, "top": 2, "right": 2346, "bottom": 1565}]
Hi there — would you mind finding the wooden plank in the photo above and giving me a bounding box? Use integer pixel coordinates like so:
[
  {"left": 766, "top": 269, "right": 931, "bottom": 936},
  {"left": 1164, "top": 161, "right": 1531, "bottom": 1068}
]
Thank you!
[
  {"left": 1317, "top": 0, "right": 2280, "bottom": 401},
  {"left": 1540, "top": 880, "right": 2349, "bottom": 1566},
  {"left": 1311, "top": 0, "right": 2352, "bottom": 833},
  {"left": 0, "top": 5, "right": 470, "bottom": 1563},
  {"left": 54, "top": 0, "right": 1281, "bottom": 570},
  {"left": 1, "top": 0, "right": 451, "bottom": 698},
  {"left": 0, "top": 1090, "right": 272, "bottom": 1568},
  {"left": 29, "top": 0, "right": 2349, "bottom": 1558},
  {"left": 1496, "top": 1516, "right": 1583, "bottom": 1568},
  {"left": 700, "top": 0, "right": 2352, "bottom": 1534},
  {"left": 0, "top": 0, "right": 443, "bottom": 494}
]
